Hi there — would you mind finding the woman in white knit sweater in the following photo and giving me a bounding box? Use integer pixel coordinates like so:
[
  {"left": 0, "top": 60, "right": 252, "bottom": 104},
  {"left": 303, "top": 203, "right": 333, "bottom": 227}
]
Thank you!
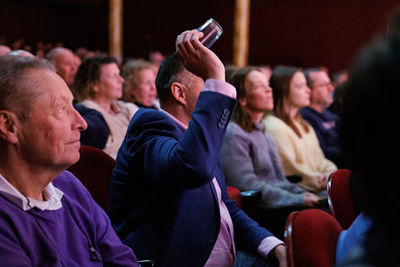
[{"left": 264, "top": 66, "right": 337, "bottom": 192}]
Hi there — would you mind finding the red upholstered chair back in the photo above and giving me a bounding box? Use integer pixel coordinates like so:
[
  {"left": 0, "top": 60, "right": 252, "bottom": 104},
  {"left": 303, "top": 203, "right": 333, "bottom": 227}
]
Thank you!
[
  {"left": 227, "top": 186, "right": 243, "bottom": 208},
  {"left": 285, "top": 209, "right": 343, "bottom": 267},
  {"left": 67, "top": 145, "right": 115, "bottom": 212},
  {"left": 327, "top": 169, "right": 358, "bottom": 229}
]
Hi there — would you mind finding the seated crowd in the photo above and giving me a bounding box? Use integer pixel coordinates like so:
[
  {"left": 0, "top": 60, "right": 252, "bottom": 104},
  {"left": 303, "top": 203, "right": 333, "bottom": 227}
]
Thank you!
[{"left": 1, "top": 11, "right": 396, "bottom": 265}]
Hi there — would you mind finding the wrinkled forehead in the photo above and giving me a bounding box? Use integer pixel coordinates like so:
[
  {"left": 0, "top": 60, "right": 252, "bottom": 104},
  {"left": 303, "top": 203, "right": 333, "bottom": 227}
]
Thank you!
[
  {"left": 55, "top": 50, "right": 76, "bottom": 62},
  {"left": 25, "top": 68, "right": 72, "bottom": 103}
]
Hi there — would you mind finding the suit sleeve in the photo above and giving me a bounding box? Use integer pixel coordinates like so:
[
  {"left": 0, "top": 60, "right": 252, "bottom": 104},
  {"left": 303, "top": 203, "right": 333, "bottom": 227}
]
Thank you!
[
  {"left": 215, "top": 168, "right": 275, "bottom": 253},
  {"left": 119, "top": 90, "right": 237, "bottom": 189}
]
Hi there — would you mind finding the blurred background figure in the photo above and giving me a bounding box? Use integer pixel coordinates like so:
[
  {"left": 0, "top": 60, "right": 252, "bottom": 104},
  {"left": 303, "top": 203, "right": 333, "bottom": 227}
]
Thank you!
[
  {"left": 336, "top": 14, "right": 400, "bottom": 266},
  {"left": 301, "top": 68, "right": 345, "bottom": 168},
  {"left": 148, "top": 50, "right": 164, "bottom": 73},
  {"left": 121, "top": 59, "right": 158, "bottom": 109},
  {"left": 73, "top": 56, "right": 138, "bottom": 159},
  {"left": 331, "top": 69, "right": 348, "bottom": 89},
  {"left": 264, "top": 66, "right": 337, "bottom": 193},
  {"left": 259, "top": 64, "right": 272, "bottom": 82},
  {"left": 0, "top": 45, "right": 11, "bottom": 56},
  {"left": 46, "top": 47, "right": 79, "bottom": 87},
  {"left": 224, "top": 64, "right": 238, "bottom": 81}
]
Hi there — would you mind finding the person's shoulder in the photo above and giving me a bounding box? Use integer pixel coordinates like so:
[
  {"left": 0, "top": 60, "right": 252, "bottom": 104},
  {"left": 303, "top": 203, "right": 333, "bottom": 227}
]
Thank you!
[
  {"left": 52, "top": 170, "right": 88, "bottom": 195},
  {"left": 124, "top": 101, "right": 139, "bottom": 111},
  {"left": 301, "top": 107, "right": 319, "bottom": 119},
  {"left": 115, "top": 100, "right": 140, "bottom": 118},
  {"left": 323, "top": 109, "right": 339, "bottom": 120},
  {"left": 227, "top": 121, "right": 243, "bottom": 134},
  {"left": 115, "top": 100, "right": 137, "bottom": 110},
  {"left": 225, "top": 122, "right": 248, "bottom": 140},
  {"left": 127, "top": 108, "right": 179, "bottom": 136},
  {"left": 132, "top": 108, "right": 168, "bottom": 124},
  {"left": 264, "top": 114, "right": 286, "bottom": 129}
]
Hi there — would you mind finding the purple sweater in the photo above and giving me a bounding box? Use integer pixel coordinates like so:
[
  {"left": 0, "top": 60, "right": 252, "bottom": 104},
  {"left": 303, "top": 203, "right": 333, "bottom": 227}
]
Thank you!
[{"left": 0, "top": 171, "right": 138, "bottom": 266}]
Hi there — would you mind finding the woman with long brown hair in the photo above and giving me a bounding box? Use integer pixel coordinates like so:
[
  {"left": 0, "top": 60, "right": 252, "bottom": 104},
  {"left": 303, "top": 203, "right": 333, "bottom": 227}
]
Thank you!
[
  {"left": 264, "top": 66, "right": 337, "bottom": 192},
  {"left": 221, "top": 66, "right": 321, "bottom": 238}
]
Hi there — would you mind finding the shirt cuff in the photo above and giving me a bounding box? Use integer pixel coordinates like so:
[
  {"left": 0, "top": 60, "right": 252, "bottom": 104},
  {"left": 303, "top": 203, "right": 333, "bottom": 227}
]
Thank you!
[
  {"left": 203, "top": 79, "right": 237, "bottom": 99},
  {"left": 257, "top": 236, "right": 285, "bottom": 259}
]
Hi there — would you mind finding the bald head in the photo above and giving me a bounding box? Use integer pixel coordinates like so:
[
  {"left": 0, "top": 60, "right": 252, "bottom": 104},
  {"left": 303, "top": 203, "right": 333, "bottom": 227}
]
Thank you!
[
  {"left": 7, "top": 50, "right": 35, "bottom": 58},
  {"left": 46, "top": 47, "right": 78, "bottom": 86},
  {"left": 0, "top": 45, "right": 11, "bottom": 56}
]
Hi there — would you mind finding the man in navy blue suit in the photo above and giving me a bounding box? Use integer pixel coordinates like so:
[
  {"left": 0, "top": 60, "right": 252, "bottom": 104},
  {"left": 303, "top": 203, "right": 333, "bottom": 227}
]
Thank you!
[{"left": 109, "top": 29, "right": 286, "bottom": 267}]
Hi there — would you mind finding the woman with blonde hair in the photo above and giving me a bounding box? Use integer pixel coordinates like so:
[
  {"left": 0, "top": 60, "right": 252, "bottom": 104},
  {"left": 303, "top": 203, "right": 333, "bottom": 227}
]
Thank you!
[
  {"left": 264, "top": 66, "right": 337, "bottom": 192},
  {"left": 121, "top": 59, "right": 158, "bottom": 109}
]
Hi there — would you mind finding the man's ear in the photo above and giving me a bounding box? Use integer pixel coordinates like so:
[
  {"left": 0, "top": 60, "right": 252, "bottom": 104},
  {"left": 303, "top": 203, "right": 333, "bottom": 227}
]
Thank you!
[
  {"left": 0, "top": 111, "right": 19, "bottom": 144},
  {"left": 170, "top": 82, "right": 187, "bottom": 106}
]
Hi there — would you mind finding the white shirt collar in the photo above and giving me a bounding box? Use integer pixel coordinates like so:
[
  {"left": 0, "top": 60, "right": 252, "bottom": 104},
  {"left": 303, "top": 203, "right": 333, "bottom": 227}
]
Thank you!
[{"left": 0, "top": 173, "right": 63, "bottom": 211}]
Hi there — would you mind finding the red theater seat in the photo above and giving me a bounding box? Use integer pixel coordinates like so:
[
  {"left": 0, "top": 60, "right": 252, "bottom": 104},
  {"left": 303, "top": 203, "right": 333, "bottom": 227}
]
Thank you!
[
  {"left": 227, "top": 186, "right": 243, "bottom": 208},
  {"left": 285, "top": 209, "right": 343, "bottom": 267},
  {"left": 327, "top": 169, "right": 358, "bottom": 229},
  {"left": 67, "top": 145, "right": 115, "bottom": 211}
]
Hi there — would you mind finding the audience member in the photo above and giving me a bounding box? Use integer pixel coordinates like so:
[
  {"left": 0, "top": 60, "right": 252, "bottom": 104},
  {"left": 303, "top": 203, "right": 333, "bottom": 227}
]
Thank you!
[
  {"left": 331, "top": 69, "right": 348, "bottom": 89},
  {"left": 74, "top": 104, "right": 110, "bottom": 149},
  {"left": 336, "top": 19, "right": 400, "bottom": 267},
  {"left": 149, "top": 50, "right": 164, "bottom": 70},
  {"left": 11, "top": 38, "right": 24, "bottom": 50},
  {"left": 264, "top": 66, "right": 337, "bottom": 192},
  {"left": 109, "top": 30, "right": 286, "bottom": 266},
  {"left": 0, "top": 55, "right": 138, "bottom": 266},
  {"left": 328, "top": 80, "right": 347, "bottom": 116},
  {"left": 0, "top": 45, "right": 11, "bottom": 56},
  {"left": 121, "top": 59, "right": 158, "bottom": 108},
  {"left": 73, "top": 56, "right": 138, "bottom": 159},
  {"left": 225, "top": 63, "right": 238, "bottom": 81},
  {"left": 46, "top": 47, "right": 79, "bottom": 87},
  {"left": 301, "top": 68, "right": 345, "bottom": 168},
  {"left": 221, "top": 66, "right": 321, "bottom": 239},
  {"left": 259, "top": 65, "right": 272, "bottom": 81}
]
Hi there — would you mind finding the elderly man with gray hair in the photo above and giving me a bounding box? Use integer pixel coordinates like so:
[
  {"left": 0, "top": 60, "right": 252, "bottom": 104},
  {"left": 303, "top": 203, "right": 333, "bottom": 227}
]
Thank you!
[{"left": 0, "top": 55, "right": 138, "bottom": 266}]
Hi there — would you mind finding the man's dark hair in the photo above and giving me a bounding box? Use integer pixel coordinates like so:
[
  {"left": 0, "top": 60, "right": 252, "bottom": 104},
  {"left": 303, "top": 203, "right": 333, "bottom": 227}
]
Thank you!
[
  {"left": 155, "top": 53, "right": 185, "bottom": 104},
  {"left": 303, "top": 67, "right": 324, "bottom": 88}
]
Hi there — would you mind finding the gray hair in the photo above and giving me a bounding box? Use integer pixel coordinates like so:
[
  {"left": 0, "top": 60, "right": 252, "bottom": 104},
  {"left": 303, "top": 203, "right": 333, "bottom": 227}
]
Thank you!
[{"left": 0, "top": 55, "right": 55, "bottom": 120}]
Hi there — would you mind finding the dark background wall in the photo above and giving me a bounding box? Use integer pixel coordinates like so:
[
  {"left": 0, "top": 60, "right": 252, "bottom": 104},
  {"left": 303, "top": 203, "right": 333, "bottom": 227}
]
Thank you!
[{"left": 0, "top": 0, "right": 399, "bottom": 72}]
